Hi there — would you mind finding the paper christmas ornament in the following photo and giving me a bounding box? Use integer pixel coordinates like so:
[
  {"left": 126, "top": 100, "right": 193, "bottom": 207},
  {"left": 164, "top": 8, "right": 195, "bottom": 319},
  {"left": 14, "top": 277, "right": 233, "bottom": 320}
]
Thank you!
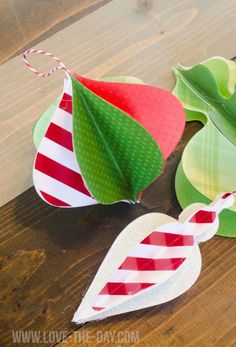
[
  {"left": 173, "top": 57, "right": 236, "bottom": 237},
  {"left": 72, "top": 192, "right": 235, "bottom": 324},
  {"left": 24, "top": 49, "right": 185, "bottom": 207}
]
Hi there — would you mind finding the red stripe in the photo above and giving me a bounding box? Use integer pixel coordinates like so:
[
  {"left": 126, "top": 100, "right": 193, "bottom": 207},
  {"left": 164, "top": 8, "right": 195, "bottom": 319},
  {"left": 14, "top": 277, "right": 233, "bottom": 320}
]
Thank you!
[
  {"left": 92, "top": 307, "right": 105, "bottom": 311},
  {"left": 40, "top": 190, "right": 70, "bottom": 207},
  {"left": 99, "top": 282, "right": 154, "bottom": 295},
  {"left": 222, "top": 192, "right": 233, "bottom": 199},
  {"left": 119, "top": 257, "right": 186, "bottom": 271},
  {"left": 35, "top": 153, "right": 91, "bottom": 197},
  {"left": 189, "top": 210, "right": 216, "bottom": 224},
  {"left": 141, "top": 231, "right": 194, "bottom": 247},
  {"left": 59, "top": 93, "right": 72, "bottom": 114},
  {"left": 45, "top": 123, "right": 73, "bottom": 151}
]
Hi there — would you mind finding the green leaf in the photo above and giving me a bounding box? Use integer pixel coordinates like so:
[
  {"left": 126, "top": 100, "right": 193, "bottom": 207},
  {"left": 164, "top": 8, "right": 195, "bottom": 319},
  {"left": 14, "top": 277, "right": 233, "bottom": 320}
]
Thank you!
[
  {"left": 173, "top": 57, "right": 236, "bottom": 146},
  {"left": 72, "top": 77, "right": 163, "bottom": 204},
  {"left": 176, "top": 161, "right": 236, "bottom": 238},
  {"left": 174, "top": 57, "right": 236, "bottom": 237},
  {"left": 181, "top": 119, "right": 236, "bottom": 210}
]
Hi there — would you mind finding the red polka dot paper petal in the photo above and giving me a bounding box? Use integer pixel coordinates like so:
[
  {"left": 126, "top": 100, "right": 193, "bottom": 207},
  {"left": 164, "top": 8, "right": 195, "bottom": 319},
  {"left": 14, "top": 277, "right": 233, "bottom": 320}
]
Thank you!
[{"left": 75, "top": 74, "right": 185, "bottom": 160}]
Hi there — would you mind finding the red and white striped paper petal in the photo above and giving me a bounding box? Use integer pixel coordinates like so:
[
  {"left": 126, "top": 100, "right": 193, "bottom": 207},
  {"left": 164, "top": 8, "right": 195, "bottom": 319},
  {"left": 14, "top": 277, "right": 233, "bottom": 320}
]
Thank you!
[
  {"left": 72, "top": 192, "right": 235, "bottom": 323},
  {"left": 33, "top": 78, "right": 97, "bottom": 207},
  {"left": 89, "top": 222, "right": 194, "bottom": 312}
]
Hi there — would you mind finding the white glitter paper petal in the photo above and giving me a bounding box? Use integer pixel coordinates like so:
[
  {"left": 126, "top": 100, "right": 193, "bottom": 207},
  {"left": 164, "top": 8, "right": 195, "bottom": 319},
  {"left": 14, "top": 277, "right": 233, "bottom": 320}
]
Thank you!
[
  {"left": 73, "top": 211, "right": 203, "bottom": 324},
  {"left": 73, "top": 213, "right": 175, "bottom": 323}
]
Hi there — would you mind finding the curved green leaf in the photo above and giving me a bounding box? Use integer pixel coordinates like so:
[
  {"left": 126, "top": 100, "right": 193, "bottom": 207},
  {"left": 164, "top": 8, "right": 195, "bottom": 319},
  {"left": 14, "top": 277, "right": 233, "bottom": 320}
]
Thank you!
[
  {"left": 182, "top": 119, "right": 236, "bottom": 210},
  {"left": 173, "top": 58, "right": 236, "bottom": 146},
  {"left": 174, "top": 57, "right": 236, "bottom": 237}
]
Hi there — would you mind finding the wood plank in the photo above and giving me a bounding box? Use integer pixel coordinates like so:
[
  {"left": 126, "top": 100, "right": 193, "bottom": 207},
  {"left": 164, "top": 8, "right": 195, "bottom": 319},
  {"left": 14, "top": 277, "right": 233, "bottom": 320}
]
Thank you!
[
  {"left": 0, "top": 0, "right": 111, "bottom": 64},
  {"left": 1, "top": 1, "right": 236, "bottom": 346},
  {"left": 0, "top": 184, "right": 147, "bottom": 346},
  {"left": 2, "top": 0, "right": 236, "bottom": 206}
]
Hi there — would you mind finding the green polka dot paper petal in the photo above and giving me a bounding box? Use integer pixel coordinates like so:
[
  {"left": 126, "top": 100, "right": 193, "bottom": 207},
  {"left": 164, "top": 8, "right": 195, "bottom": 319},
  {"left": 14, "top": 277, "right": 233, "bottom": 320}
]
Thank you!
[
  {"left": 32, "top": 76, "right": 144, "bottom": 150},
  {"left": 72, "top": 77, "right": 164, "bottom": 204}
]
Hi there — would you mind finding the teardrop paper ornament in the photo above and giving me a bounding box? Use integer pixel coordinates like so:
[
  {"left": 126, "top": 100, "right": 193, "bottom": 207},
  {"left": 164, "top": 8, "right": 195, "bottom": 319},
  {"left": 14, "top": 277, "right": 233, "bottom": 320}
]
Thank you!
[
  {"left": 173, "top": 56, "right": 236, "bottom": 237},
  {"left": 72, "top": 192, "right": 235, "bottom": 323},
  {"left": 24, "top": 49, "right": 185, "bottom": 207}
]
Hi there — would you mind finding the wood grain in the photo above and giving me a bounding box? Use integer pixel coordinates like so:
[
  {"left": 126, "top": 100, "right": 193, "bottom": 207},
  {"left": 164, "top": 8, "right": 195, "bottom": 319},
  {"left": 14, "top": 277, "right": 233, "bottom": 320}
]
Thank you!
[
  {"left": 0, "top": 0, "right": 111, "bottom": 64},
  {"left": 2, "top": 0, "right": 236, "bottom": 206},
  {"left": 1, "top": 1, "right": 236, "bottom": 346}
]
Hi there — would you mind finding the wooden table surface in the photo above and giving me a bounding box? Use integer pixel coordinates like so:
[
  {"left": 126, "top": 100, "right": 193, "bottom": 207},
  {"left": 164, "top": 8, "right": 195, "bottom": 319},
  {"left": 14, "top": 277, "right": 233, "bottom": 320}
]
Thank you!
[{"left": 0, "top": 1, "right": 236, "bottom": 346}]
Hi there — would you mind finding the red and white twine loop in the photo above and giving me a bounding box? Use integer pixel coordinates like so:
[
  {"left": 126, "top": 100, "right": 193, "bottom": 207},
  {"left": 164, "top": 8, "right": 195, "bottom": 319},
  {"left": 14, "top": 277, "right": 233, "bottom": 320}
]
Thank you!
[{"left": 22, "top": 49, "right": 71, "bottom": 78}]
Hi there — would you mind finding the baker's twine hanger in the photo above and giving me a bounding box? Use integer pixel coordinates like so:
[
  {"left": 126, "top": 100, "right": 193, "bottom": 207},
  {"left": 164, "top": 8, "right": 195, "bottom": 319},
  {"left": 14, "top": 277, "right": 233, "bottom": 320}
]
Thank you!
[{"left": 22, "top": 48, "right": 72, "bottom": 78}]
